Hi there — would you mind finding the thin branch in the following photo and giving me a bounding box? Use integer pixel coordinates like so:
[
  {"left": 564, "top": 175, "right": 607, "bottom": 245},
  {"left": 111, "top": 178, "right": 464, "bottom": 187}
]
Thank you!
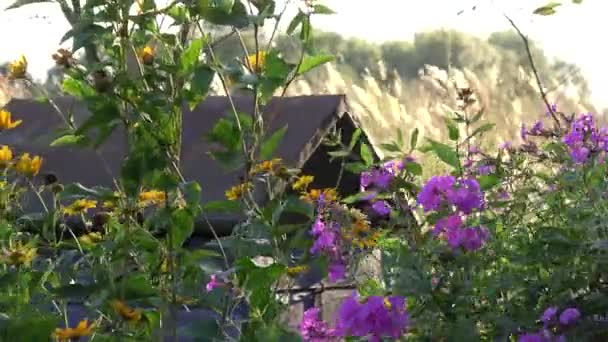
[
  {"left": 503, "top": 14, "right": 561, "bottom": 129},
  {"left": 275, "top": 283, "right": 356, "bottom": 294}
]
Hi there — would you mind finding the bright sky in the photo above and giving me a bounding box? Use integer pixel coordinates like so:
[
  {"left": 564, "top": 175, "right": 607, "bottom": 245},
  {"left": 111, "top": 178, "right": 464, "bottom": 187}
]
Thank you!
[{"left": 0, "top": 0, "right": 605, "bottom": 108}]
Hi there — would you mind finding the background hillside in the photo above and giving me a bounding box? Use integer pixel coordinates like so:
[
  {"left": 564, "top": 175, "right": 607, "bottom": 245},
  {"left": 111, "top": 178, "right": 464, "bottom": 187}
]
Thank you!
[{"left": 1, "top": 29, "right": 604, "bottom": 158}]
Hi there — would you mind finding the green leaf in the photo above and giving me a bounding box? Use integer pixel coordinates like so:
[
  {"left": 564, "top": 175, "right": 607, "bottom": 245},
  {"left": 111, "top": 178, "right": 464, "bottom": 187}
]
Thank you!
[
  {"left": 259, "top": 50, "right": 293, "bottom": 103},
  {"left": 360, "top": 143, "right": 374, "bottom": 166},
  {"left": 180, "top": 37, "right": 205, "bottom": 76},
  {"left": 572, "top": 0, "right": 582, "bottom": 3},
  {"left": 5, "top": 0, "right": 52, "bottom": 10},
  {"left": 212, "top": 0, "right": 234, "bottom": 12},
  {"left": 260, "top": 125, "right": 288, "bottom": 160},
  {"left": 404, "top": 161, "right": 423, "bottom": 176},
  {"left": 410, "top": 128, "right": 419, "bottom": 151},
  {"left": 313, "top": 4, "right": 335, "bottom": 14},
  {"left": 50, "top": 134, "right": 89, "bottom": 147},
  {"left": 380, "top": 143, "right": 401, "bottom": 153},
  {"left": 283, "top": 196, "right": 314, "bottom": 218},
  {"left": 62, "top": 77, "right": 96, "bottom": 99},
  {"left": 118, "top": 274, "right": 158, "bottom": 299},
  {"left": 344, "top": 162, "right": 368, "bottom": 174},
  {"left": 297, "top": 54, "right": 334, "bottom": 75},
  {"left": 469, "top": 123, "right": 495, "bottom": 139},
  {"left": 58, "top": 183, "right": 115, "bottom": 201},
  {"left": 287, "top": 11, "right": 305, "bottom": 35},
  {"left": 235, "top": 258, "right": 286, "bottom": 311},
  {"left": 207, "top": 117, "right": 242, "bottom": 150},
  {"left": 327, "top": 149, "right": 351, "bottom": 158},
  {"left": 181, "top": 181, "right": 202, "bottom": 209},
  {"left": 423, "top": 139, "right": 459, "bottom": 169},
  {"left": 348, "top": 128, "right": 362, "bottom": 151},
  {"left": 170, "top": 208, "right": 195, "bottom": 249},
  {"left": 200, "top": 0, "right": 248, "bottom": 27},
  {"left": 203, "top": 200, "right": 241, "bottom": 213},
  {"left": 396, "top": 129, "right": 405, "bottom": 147},
  {"left": 478, "top": 174, "right": 501, "bottom": 191},
  {"left": 187, "top": 65, "right": 216, "bottom": 110},
  {"left": 533, "top": 2, "right": 562, "bottom": 15},
  {"left": 51, "top": 283, "right": 102, "bottom": 299},
  {"left": 444, "top": 117, "right": 459, "bottom": 141},
  {"left": 342, "top": 191, "right": 377, "bottom": 204}
]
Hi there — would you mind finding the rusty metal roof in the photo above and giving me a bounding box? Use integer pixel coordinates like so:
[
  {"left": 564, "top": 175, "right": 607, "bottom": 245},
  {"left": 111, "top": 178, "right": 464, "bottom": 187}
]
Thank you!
[{"left": 1, "top": 95, "right": 353, "bottom": 218}]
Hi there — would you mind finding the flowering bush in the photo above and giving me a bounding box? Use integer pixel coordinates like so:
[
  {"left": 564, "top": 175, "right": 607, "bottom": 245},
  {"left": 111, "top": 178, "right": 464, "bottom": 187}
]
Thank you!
[{"left": 0, "top": 0, "right": 607, "bottom": 341}]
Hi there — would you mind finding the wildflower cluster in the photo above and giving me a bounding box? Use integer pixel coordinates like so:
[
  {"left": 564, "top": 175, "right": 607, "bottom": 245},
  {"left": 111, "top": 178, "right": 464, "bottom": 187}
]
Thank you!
[
  {"left": 561, "top": 113, "right": 608, "bottom": 164},
  {"left": 299, "top": 307, "right": 336, "bottom": 342},
  {"left": 359, "top": 158, "right": 414, "bottom": 216},
  {"left": 519, "top": 306, "right": 581, "bottom": 342},
  {"left": 417, "top": 175, "right": 489, "bottom": 251},
  {"left": 300, "top": 293, "right": 410, "bottom": 342}
]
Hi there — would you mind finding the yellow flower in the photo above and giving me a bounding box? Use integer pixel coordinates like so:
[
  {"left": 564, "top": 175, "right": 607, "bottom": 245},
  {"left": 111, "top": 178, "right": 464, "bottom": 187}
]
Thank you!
[
  {"left": 53, "top": 319, "right": 96, "bottom": 341},
  {"left": 292, "top": 175, "right": 314, "bottom": 191},
  {"left": 79, "top": 232, "right": 103, "bottom": 246},
  {"left": 0, "top": 145, "right": 13, "bottom": 168},
  {"left": 225, "top": 182, "right": 252, "bottom": 201},
  {"left": 0, "top": 241, "right": 36, "bottom": 267},
  {"left": 287, "top": 265, "right": 309, "bottom": 276},
  {"left": 0, "top": 109, "right": 22, "bottom": 130},
  {"left": 138, "top": 189, "right": 166, "bottom": 207},
  {"left": 250, "top": 158, "right": 282, "bottom": 175},
  {"left": 246, "top": 51, "right": 267, "bottom": 72},
  {"left": 343, "top": 209, "right": 379, "bottom": 249},
  {"left": 15, "top": 153, "right": 42, "bottom": 177},
  {"left": 300, "top": 188, "right": 338, "bottom": 203},
  {"left": 8, "top": 54, "right": 27, "bottom": 80},
  {"left": 111, "top": 300, "right": 142, "bottom": 322},
  {"left": 138, "top": 45, "right": 155, "bottom": 65},
  {"left": 384, "top": 297, "right": 393, "bottom": 310},
  {"left": 63, "top": 199, "right": 98, "bottom": 216}
]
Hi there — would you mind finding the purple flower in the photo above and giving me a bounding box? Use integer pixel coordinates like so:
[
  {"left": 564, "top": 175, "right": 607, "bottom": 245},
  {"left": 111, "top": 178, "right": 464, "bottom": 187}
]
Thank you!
[
  {"left": 372, "top": 200, "right": 391, "bottom": 216},
  {"left": 476, "top": 164, "right": 495, "bottom": 176},
  {"left": 519, "top": 332, "right": 549, "bottom": 342},
  {"left": 559, "top": 308, "right": 581, "bottom": 326},
  {"left": 531, "top": 120, "right": 544, "bottom": 135},
  {"left": 206, "top": 274, "right": 222, "bottom": 292},
  {"left": 373, "top": 171, "right": 393, "bottom": 189},
  {"left": 433, "top": 214, "right": 463, "bottom": 236},
  {"left": 310, "top": 230, "right": 338, "bottom": 255},
  {"left": 545, "top": 103, "right": 557, "bottom": 117},
  {"left": 541, "top": 306, "right": 558, "bottom": 324},
  {"left": 328, "top": 262, "right": 346, "bottom": 283},
  {"left": 417, "top": 175, "right": 456, "bottom": 212},
  {"left": 447, "top": 178, "right": 484, "bottom": 214},
  {"left": 300, "top": 307, "right": 336, "bottom": 342},
  {"left": 570, "top": 146, "right": 590, "bottom": 164},
  {"left": 521, "top": 124, "right": 528, "bottom": 141},
  {"left": 469, "top": 145, "right": 480, "bottom": 154},
  {"left": 334, "top": 293, "right": 409, "bottom": 340},
  {"left": 462, "top": 226, "right": 490, "bottom": 251},
  {"left": 312, "top": 217, "right": 326, "bottom": 235},
  {"left": 444, "top": 225, "right": 489, "bottom": 251},
  {"left": 499, "top": 141, "right": 513, "bottom": 150},
  {"left": 360, "top": 171, "right": 374, "bottom": 190}
]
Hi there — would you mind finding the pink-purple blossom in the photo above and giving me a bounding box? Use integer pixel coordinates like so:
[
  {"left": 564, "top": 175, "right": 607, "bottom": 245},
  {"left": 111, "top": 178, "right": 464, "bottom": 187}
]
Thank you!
[
  {"left": 300, "top": 307, "right": 336, "bottom": 342},
  {"left": 559, "top": 308, "right": 581, "bottom": 326},
  {"left": 417, "top": 175, "right": 456, "bottom": 212},
  {"left": 205, "top": 274, "right": 223, "bottom": 292},
  {"left": 334, "top": 293, "right": 409, "bottom": 341},
  {"left": 371, "top": 200, "right": 391, "bottom": 216}
]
